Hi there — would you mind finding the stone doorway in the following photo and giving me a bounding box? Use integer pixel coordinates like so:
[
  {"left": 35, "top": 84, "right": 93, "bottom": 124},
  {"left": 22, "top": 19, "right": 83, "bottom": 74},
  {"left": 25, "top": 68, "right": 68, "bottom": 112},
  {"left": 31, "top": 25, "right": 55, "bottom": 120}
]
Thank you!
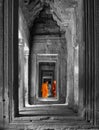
[{"left": 18, "top": 0, "right": 83, "bottom": 115}]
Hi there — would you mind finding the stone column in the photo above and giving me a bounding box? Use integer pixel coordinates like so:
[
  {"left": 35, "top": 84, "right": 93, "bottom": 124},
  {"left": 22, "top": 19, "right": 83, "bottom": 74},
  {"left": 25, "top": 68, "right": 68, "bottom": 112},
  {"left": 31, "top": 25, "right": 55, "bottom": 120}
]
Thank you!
[
  {"left": 65, "top": 25, "right": 74, "bottom": 107},
  {"left": 18, "top": 38, "right": 24, "bottom": 109},
  {"left": 74, "top": 45, "right": 79, "bottom": 111},
  {"left": 24, "top": 43, "right": 29, "bottom": 107}
]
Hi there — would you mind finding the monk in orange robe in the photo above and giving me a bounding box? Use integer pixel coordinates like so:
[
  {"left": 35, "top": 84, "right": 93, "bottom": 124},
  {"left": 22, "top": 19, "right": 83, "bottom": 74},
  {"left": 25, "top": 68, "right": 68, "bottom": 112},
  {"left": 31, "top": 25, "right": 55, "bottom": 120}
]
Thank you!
[
  {"left": 52, "top": 80, "right": 56, "bottom": 97},
  {"left": 41, "top": 81, "right": 48, "bottom": 98}
]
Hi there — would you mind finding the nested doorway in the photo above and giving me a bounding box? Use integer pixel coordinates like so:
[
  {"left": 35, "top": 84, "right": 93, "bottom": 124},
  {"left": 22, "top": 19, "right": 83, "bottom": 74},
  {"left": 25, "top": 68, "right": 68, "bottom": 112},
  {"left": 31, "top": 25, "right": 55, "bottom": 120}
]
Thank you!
[{"left": 18, "top": 0, "right": 84, "bottom": 116}]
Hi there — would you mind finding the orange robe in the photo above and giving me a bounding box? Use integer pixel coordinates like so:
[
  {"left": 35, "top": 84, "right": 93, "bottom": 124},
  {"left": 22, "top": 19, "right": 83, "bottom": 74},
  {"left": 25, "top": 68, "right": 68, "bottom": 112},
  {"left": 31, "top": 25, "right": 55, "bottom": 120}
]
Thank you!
[
  {"left": 52, "top": 81, "right": 56, "bottom": 97},
  {"left": 41, "top": 82, "right": 48, "bottom": 98}
]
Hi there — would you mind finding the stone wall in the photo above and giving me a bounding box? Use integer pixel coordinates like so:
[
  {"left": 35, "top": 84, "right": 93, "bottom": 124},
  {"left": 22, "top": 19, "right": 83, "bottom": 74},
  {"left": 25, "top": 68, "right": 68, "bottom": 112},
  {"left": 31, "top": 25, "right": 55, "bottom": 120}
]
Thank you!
[{"left": 0, "top": 0, "right": 3, "bottom": 128}]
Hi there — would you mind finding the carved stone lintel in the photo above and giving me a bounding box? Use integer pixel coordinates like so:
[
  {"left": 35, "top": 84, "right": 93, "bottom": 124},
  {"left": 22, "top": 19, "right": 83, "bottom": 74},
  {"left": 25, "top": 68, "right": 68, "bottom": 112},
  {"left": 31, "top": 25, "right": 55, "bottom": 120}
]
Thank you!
[{"left": 20, "top": 0, "right": 77, "bottom": 28}]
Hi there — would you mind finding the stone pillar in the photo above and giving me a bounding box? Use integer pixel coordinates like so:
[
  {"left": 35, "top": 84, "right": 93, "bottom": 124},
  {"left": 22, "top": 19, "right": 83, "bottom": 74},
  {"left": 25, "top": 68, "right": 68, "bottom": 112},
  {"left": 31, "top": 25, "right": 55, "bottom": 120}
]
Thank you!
[
  {"left": 18, "top": 38, "right": 24, "bottom": 109},
  {"left": 65, "top": 25, "right": 74, "bottom": 108},
  {"left": 24, "top": 43, "right": 29, "bottom": 107},
  {"left": 74, "top": 45, "right": 79, "bottom": 110}
]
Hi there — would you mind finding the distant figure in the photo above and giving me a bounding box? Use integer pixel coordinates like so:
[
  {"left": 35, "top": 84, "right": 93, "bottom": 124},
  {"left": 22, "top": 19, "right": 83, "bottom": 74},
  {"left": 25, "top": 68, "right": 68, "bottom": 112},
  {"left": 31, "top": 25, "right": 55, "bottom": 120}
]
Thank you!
[
  {"left": 41, "top": 81, "right": 48, "bottom": 98},
  {"left": 48, "top": 83, "right": 52, "bottom": 97},
  {"left": 52, "top": 80, "right": 56, "bottom": 97}
]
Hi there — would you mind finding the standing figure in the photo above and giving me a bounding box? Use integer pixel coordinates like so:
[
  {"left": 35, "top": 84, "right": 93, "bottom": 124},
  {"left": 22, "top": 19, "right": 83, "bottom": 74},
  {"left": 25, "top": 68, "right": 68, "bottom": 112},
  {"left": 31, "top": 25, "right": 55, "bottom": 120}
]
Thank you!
[
  {"left": 52, "top": 80, "right": 56, "bottom": 97},
  {"left": 41, "top": 81, "right": 48, "bottom": 98},
  {"left": 48, "top": 83, "right": 52, "bottom": 97}
]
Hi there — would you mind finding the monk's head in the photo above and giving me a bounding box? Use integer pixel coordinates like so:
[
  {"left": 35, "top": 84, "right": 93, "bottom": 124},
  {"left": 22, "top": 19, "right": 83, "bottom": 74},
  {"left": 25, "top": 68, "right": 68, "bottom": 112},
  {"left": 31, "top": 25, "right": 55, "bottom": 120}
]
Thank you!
[
  {"left": 46, "top": 81, "right": 48, "bottom": 84},
  {"left": 53, "top": 80, "right": 56, "bottom": 84}
]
